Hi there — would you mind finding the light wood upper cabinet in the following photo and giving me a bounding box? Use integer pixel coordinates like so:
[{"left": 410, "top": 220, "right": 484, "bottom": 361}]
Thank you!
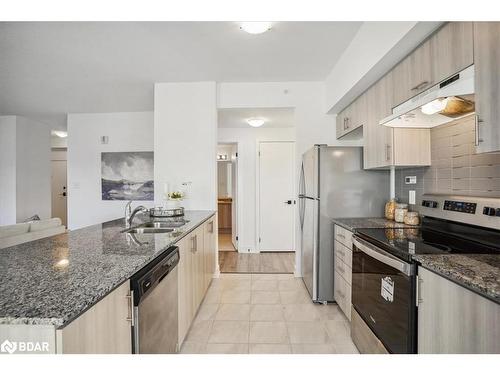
[
  {"left": 430, "top": 22, "right": 473, "bottom": 84},
  {"left": 364, "top": 75, "right": 395, "bottom": 169},
  {"left": 57, "top": 281, "right": 132, "bottom": 354},
  {"left": 474, "top": 22, "right": 500, "bottom": 154},
  {"left": 391, "top": 22, "right": 473, "bottom": 109},
  {"left": 418, "top": 267, "right": 500, "bottom": 353},
  {"left": 408, "top": 39, "right": 434, "bottom": 95},
  {"left": 336, "top": 93, "right": 366, "bottom": 139}
]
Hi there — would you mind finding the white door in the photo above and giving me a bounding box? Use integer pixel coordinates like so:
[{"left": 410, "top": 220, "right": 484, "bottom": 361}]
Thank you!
[
  {"left": 258, "top": 141, "right": 295, "bottom": 252},
  {"left": 51, "top": 160, "right": 67, "bottom": 227}
]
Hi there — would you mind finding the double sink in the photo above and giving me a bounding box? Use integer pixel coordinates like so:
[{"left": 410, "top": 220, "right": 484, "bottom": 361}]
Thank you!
[{"left": 122, "top": 220, "right": 189, "bottom": 234}]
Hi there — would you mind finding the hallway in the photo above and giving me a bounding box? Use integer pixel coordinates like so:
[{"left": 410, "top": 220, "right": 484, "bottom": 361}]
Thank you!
[{"left": 219, "top": 252, "right": 295, "bottom": 273}]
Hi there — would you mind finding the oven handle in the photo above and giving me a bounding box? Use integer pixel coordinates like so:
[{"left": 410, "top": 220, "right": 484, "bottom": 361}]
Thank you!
[{"left": 352, "top": 236, "right": 414, "bottom": 276}]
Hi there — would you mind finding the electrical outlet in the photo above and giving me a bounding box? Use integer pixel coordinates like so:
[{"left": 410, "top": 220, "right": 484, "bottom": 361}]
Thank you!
[
  {"left": 409, "top": 190, "right": 416, "bottom": 205},
  {"left": 405, "top": 176, "right": 417, "bottom": 184}
]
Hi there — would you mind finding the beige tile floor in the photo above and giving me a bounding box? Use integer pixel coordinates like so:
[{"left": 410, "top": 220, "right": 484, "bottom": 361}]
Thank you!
[{"left": 180, "top": 273, "right": 359, "bottom": 354}]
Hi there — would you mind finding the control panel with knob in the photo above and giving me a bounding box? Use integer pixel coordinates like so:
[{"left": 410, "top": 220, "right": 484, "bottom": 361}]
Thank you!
[{"left": 422, "top": 200, "right": 438, "bottom": 208}]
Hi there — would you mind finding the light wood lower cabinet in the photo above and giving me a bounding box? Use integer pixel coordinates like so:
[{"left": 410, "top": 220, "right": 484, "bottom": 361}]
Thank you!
[
  {"left": 417, "top": 267, "right": 500, "bottom": 354},
  {"left": 178, "top": 216, "right": 217, "bottom": 347},
  {"left": 334, "top": 225, "right": 353, "bottom": 321},
  {"left": 56, "top": 281, "right": 132, "bottom": 354}
]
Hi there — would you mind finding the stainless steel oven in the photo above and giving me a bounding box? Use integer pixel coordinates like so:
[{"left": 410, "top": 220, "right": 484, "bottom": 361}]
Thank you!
[{"left": 351, "top": 235, "right": 417, "bottom": 354}]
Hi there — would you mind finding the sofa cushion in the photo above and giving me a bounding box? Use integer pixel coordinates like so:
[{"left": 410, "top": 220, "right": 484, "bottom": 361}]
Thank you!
[
  {"left": 0, "top": 223, "right": 30, "bottom": 238},
  {"left": 29, "top": 218, "right": 62, "bottom": 232}
]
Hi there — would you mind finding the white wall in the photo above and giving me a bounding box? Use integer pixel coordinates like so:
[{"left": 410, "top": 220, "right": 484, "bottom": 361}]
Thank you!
[
  {"left": 67, "top": 112, "right": 154, "bottom": 230},
  {"left": 154, "top": 82, "right": 217, "bottom": 210},
  {"left": 0, "top": 116, "right": 51, "bottom": 224},
  {"left": 218, "top": 127, "right": 295, "bottom": 253},
  {"left": 15, "top": 117, "right": 51, "bottom": 222},
  {"left": 0, "top": 116, "right": 17, "bottom": 225}
]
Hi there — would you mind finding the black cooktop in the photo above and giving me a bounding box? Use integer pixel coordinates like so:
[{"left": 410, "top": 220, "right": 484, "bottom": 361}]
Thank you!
[{"left": 356, "top": 217, "right": 500, "bottom": 262}]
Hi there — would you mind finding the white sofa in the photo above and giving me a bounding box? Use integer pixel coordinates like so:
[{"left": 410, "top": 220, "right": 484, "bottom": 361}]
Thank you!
[{"left": 0, "top": 218, "right": 66, "bottom": 249}]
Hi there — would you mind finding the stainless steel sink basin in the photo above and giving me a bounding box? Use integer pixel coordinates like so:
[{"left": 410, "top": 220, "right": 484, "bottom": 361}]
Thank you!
[
  {"left": 123, "top": 227, "right": 174, "bottom": 234},
  {"left": 139, "top": 221, "right": 188, "bottom": 229}
]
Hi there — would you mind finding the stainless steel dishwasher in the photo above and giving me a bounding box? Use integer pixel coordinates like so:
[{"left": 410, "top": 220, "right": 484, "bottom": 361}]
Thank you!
[{"left": 130, "top": 245, "right": 179, "bottom": 354}]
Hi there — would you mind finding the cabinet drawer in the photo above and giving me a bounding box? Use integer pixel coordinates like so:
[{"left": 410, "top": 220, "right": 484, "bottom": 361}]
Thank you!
[
  {"left": 334, "top": 225, "right": 353, "bottom": 248},
  {"left": 334, "top": 239, "right": 352, "bottom": 268},
  {"left": 334, "top": 271, "right": 352, "bottom": 321},
  {"left": 334, "top": 252, "right": 352, "bottom": 285}
]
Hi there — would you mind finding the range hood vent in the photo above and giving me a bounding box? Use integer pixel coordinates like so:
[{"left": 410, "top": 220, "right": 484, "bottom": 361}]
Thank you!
[{"left": 380, "top": 65, "right": 475, "bottom": 128}]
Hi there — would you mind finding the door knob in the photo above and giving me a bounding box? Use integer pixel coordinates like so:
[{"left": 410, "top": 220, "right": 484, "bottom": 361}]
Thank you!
[{"left": 284, "top": 200, "right": 292, "bottom": 205}]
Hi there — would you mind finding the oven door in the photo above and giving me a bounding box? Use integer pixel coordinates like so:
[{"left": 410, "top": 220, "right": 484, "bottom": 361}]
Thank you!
[{"left": 351, "top": 236, "right": 416, "bottom": 354}]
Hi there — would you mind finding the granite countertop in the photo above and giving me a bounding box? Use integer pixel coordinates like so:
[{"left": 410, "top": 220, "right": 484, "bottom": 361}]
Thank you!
[
  {"left": 332, "top": 217, "right": 418, "bottom": 232},
  {"left": 0, "top": 210, "right": 215, "bottom": 328},
  {"left": 414, "top": 254, "right": 500, "bottom": 304}
]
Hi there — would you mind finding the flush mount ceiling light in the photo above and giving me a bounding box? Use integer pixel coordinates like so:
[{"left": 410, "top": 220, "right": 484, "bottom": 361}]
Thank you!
[
  {"left": 52, "top": 130, "right": 68, "bottom": 138},
  {"left": 240, "top": 22, "right": 272, "bottom": 34},
  {"left": 246, "top": 118, "right": 266, "bottom": 127}
]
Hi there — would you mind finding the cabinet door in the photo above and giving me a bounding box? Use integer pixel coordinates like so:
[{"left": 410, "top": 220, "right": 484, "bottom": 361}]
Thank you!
[
  {"left": 408, "top": 39, "right": 434, "bottom": 95},
  {"left": 177, "top": 235, "right": 194, "bottom": 345},
  {"left": 203, "top": 216, "right": 216, "bottom": 291},
  {"left": 363, "top": 77, "right": 394, "bottom": 169},
  {"left": 391, "top": 56, "right": 413, "bottom": 107},
  {"left": 336, "top": 108, "right": 346, "bottom": 139},
  {"left": 191, "top": 226, "right": 205, "bottom": 310},
  {"left": 474, "top": 22, "right": 500, "bottom": 154},
  {"left": 431, "top": 22, "right": 473, "bottom": 83},
  {"left": 58, "top": 281, "right": 132, "bottom": 354},
  {"left": 418, "top": 267, "right": 500, "bottom": 353}
]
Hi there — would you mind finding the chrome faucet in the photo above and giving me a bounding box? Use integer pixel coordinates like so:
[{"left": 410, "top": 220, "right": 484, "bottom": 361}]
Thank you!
[
  {"left": 125, "top": 201, "right": 148, "bottom": 228},
  {"left": 124, "top": 200, "right": 133, "bottom": 227}
]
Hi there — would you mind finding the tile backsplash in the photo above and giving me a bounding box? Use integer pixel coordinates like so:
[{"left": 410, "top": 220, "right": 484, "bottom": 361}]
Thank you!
[{"left": 396, "top": 115, "right": 500, "bottom": 209}]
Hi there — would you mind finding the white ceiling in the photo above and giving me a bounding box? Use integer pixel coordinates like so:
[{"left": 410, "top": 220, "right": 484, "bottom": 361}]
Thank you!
[
  {"left": 0, "top": 21, "right": 363, "bottom": 127},
  {"left": 218, "top": 107, "right": 294, "bottom": 128}
]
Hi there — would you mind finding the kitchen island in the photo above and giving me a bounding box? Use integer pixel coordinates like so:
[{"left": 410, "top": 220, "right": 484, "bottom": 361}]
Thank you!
[{"left": 0, "top": 210, "right": 216, "bottom": 353}]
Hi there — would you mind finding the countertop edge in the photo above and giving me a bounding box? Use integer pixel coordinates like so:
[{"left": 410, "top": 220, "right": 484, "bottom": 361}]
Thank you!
[
  {"left": 0, "top": 211, "right": 216, "bottom": 329},
  {"left": 414, "top": 258, "right": 500, "bottom": 305}
]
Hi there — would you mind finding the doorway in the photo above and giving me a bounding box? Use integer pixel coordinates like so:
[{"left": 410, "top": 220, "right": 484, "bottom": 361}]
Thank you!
[
  {"left": 51, "top": 149, "right": 67, "bottom": 227},
  {"left": 217, "top": 143, "right": 238, "bottom": 252}
]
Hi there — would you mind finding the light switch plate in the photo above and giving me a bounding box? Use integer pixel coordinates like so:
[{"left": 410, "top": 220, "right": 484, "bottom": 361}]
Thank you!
[
  {"left": 405, "top": 176, "right": 417, "bottom": 184},
  {"left": 409, "top": 190, "right": 416, "bottom": 205}
]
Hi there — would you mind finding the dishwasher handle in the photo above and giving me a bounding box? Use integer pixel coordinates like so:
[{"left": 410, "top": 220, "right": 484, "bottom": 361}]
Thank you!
[{"left": 130, "top": 246, "right": 179, "bottom": 305}]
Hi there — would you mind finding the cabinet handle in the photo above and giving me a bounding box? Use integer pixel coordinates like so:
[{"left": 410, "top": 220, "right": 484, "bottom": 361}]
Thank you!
[
  {"left": 337, "top": 248, "right": 345, "bottom": 258},
  {"left": 209, "top": 221, "right": 214, "bottom": 233},
  {"left": 416, "top": 275, "right": 423, "bottom": 306},
  {"left": 125, "top": 290, "right": 134, "bottom": 326},
  {"left": 343, "top": 117, "right": 347, "bottom": 130},
  {"left": 411, "top": 80, "right": 430, "bottom": 91},
  {"left": 474, "top": 115, "right": 484, "bottom": 146},
  {"left": 337, "top": 232, "right": 345, "bottom": 239},
  {"left": 337, "top": 265, "right": 346, "bottom": 274},
  {"left": 191, "top": 235, "right": 197, "bottom": 253}
]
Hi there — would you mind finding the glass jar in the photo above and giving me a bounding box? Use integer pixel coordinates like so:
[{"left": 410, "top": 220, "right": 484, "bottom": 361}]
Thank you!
[
  {"left": 385, "top": 199, "right": 396, "bottom": 221},
  {"left": 404, "top": 211, "right": 420, "bottom": 226},
  {"left": 394, "top": 203, "right": 409, "bottom": 223}
]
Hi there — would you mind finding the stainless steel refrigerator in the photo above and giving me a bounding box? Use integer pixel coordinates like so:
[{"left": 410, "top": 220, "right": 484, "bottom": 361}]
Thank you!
[{"left": 298, "top": 145, "right": 389, "bottom": 303}]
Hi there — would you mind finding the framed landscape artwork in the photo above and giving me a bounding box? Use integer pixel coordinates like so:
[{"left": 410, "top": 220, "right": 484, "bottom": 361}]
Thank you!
[{"left": 101, "top": 151, "right": 154, "bottom": 200}]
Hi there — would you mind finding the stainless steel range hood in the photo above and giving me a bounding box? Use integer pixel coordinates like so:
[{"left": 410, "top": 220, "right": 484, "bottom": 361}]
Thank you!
[{"left": 380, "top": 65, "right": 475, "bottom": 128}]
